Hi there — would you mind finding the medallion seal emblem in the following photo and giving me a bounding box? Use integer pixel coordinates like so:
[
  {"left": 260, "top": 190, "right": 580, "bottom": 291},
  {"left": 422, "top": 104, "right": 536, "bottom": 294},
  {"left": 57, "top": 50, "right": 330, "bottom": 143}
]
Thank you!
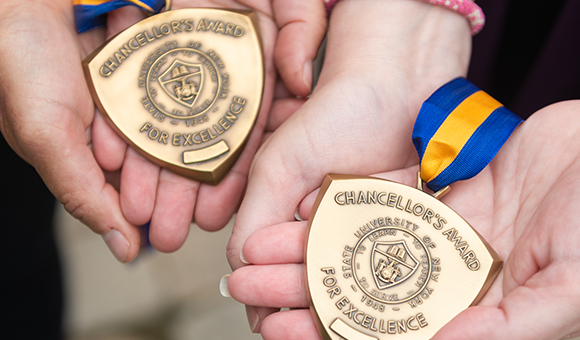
[
  {"left": 352, "top": 227, "right": 432, "bottom": 305},
  {"left": 144, "top": 46, "right": 223, "bottom": 120}
]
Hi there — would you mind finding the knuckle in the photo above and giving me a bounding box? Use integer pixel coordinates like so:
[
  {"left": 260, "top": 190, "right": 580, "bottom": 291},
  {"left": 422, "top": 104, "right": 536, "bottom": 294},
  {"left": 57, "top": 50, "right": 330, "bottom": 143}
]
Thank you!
[
  {"left": 226, "top": 237, "right": 241, "bottom": 267},
  {"left": 61, "top": 191, "right": 90, "bottom": 224}
]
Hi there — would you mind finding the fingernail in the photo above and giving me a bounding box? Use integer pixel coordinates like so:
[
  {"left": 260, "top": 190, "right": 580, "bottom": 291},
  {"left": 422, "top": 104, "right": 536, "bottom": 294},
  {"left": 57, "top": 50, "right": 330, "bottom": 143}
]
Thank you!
[
  {"left": 303, "top": 60, "right": 313, "bottom": 92},
  {"left": 102, "top": 229, "right": 129, "bottom": 262},
  {"left": 294, "top": 206, "right": 303, "bottom": 221},
  {"left": 240, "top": 247, "right": 251, "bottom": 264},
  {"left": 219, "top": 274, "right": 231, "bottom": 297},
  {"left": 246, "top": 305, "right": 261, "bottom": 333}
]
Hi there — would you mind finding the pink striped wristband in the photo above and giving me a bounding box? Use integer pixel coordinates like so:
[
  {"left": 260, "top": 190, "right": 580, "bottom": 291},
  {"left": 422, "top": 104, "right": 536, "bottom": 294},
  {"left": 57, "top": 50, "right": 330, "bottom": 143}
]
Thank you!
[
  {"left": 323, "top": 0, "right": 485, "bottom": 35},
  {"left": 324, "top": 0, "right": 340, "bottom": 13}
]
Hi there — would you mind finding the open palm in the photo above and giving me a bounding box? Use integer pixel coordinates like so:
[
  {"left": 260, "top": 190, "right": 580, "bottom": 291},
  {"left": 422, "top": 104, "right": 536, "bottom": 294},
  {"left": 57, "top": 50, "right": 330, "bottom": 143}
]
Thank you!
[
  {"left": 228, "top": 100, "right": 580, "bottom": 340},
  {"left": 430, "top": 100, "right": 580, "bottom": 340},
  {"left": 92, "top": 0, "right": 280, "bottom": 255},
  {"left": 226, "top": 0, "right": 472, "bottom": 333}
]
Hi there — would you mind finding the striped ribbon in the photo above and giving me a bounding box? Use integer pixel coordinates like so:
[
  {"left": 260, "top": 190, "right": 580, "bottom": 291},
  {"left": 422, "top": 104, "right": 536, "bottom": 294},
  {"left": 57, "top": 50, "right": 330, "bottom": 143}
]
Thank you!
[
  {"left": 74, "top": 0, "right": 166, "bottom": 33},
  {"left": 412, "top": 77, "right": 523, "bottom": 192}
]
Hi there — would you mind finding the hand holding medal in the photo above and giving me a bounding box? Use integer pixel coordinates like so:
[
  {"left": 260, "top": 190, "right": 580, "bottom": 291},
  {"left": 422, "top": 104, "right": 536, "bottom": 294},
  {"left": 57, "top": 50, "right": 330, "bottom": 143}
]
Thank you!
[
  {"left": 78, "top": 0, "right": 283, "bottom": 261},
  {"left": 225, "top": 0, "right": 472, "bottom": 334},
  {"left": 0, "top": 0, "right": 314, "bottom": 262},
  {"left": 225, "top": 2, "right": 580, "bottom": 339},
  {"left": 227, "top": 80, "right": 580, "bottom": 340}
]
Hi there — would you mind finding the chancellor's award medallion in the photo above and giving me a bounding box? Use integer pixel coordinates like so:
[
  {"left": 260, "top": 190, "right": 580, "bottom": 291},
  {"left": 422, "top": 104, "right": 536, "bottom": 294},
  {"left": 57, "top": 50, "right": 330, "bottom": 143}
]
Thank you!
[
  {"left": 82, "top": 8, "right": 264, "bottom": 183},
  {"left": 305, "top": 174, "right": 501, "bottom": 340},
  {"left": 305, "top": 78, "right": 524, "bottom": 339}
]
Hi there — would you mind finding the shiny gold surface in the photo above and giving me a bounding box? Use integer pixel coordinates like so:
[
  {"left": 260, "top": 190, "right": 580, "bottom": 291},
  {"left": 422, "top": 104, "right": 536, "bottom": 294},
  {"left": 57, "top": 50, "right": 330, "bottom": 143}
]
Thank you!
[
  {"left": 83, "top": 8, "right": 264, "bottom": 184},
  {"left": 163, "top": 0, "right": 172, "bottom": 12},
  {"left": 305, "top": 174, "right": 502, "bottom": 340}
]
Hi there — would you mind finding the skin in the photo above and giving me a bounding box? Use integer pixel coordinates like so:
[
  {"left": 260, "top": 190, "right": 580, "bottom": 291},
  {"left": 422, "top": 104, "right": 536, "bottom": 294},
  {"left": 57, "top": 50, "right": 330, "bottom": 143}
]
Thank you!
[
  {"left": 0, "top": 0, "right": 323, "bottom": 262},
  {"left": 229, "top": 100, "right": 580, "bottom": 340},
  {"left": 226, "top": 2, "right": 580, "bottom": 338},
  {"left": 226, "top": 0, "right": 471, "bottom": 333}
]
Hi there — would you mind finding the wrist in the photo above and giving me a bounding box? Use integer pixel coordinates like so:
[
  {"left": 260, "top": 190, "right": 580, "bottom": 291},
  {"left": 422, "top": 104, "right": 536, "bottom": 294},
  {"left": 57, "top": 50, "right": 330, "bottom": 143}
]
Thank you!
[
  {"left": 319, "top": 0, "right": 471, "bottom": 107},
  {"left": 326, "top": 0, "right": 482, "bottom": 34}
]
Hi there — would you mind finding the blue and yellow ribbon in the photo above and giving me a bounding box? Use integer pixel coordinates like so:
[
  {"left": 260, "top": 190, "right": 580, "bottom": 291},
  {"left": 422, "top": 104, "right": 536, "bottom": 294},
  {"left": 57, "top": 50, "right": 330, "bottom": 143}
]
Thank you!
[
  {"left": 412, "top": 77, "right": 523, "bottom": 192},
  {"left": 73, "top": 0, "right": 166, "bottom": 33}
]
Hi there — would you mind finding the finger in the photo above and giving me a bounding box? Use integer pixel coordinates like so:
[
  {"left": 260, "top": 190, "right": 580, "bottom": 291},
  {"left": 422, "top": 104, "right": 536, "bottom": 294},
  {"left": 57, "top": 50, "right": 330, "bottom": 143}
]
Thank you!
[
  {"left": 227, "top": 96, "right": 337, "bottom": 270},
  {"left": 35, "top": 123, "right": 140, "bottom": 263},
  {"left": 194, "top": 171, "right": 245, "bottom": 232},
  {"left": 227, "top": 146, "right": 311, "bottom": 269},
  {"left": 246, "top": 305, "right": 279, "bottom": 335},
  {"left": 298, "top": 188, "right": 319, "bottom": 220},
  {"left": 149, "top": 168, "right": 198, "bottom": 252},
  {"left": 193, "top": 130, "right": 267, "bottom": 233},
  {"left": 92, "top": 110, "right": 126, "bottom": 171},
  {"left": 119, "top": 147, "right": 159, "bottom": 225},
  {"left": 266, "top": 97, "right": 305, "bottom": 132},
  {"left": 229, "top": 264, "right": 309, "bottom": 308},
  {"left": 261, "top": 309, "right": 322, "bottom": 340},
  {"left": 241, "top": 221, "right": 308, "bottom": 265},
  {"left": 273, "top": 0, "right": 327, "bottom": 97},
  {"left": 194, "top": 86, "right": 274, "bottom": 231},
  {"left": 274, "top": 77, "right": 293, "bottom": 99}
]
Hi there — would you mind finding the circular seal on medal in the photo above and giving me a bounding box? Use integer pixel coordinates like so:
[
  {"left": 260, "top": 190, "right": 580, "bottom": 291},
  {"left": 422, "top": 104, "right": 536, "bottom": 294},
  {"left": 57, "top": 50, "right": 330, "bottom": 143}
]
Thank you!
[
  {"left": 144, "top": 44, "right": 223, "bottom": 120},
  {"left": 351, "top": 226, "right": 433, "bottom": 305}
]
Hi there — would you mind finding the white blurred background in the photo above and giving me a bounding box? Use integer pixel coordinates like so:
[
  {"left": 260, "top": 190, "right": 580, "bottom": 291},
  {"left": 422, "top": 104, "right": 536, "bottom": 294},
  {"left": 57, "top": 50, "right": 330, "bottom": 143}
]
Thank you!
[{"left": 55, "top": 205, "right": 260, "bottom": 340}]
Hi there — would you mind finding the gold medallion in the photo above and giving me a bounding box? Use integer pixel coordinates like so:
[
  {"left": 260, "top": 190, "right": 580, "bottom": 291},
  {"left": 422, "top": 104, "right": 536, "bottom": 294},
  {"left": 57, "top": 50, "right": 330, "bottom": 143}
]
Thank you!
[
  {"left": 83, "top": 8, "right": 264, "bottom": 184},
  {"left": 305, "top": 174, "right": 501, "bottom": 340}
]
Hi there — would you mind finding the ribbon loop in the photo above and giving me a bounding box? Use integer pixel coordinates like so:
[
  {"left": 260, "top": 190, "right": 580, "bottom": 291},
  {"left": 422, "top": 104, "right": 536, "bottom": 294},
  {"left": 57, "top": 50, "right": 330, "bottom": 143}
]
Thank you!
[
  {"left": 74, "top": 0, "right": 166, "bottom": 33},
  {"left": 412, "top": 77, "right": 523, "bottom": 192}
]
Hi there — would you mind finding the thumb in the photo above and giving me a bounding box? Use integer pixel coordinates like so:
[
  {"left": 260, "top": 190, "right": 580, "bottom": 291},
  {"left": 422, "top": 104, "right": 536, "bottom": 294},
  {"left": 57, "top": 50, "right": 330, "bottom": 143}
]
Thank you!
[
  {"left": 273, "top": 0, "right": 327, "bottom": 97},
  {"left": 34, "top": 116, "right": 141, "bottom": 262},
  {"left": 0, "top": 0, "right": 140, "bottom": 263}
]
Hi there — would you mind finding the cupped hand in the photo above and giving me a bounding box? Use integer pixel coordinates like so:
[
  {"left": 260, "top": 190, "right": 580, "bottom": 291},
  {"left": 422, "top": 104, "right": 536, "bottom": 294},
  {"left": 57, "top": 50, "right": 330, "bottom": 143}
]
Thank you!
[
  {"left": 0, "top": 0, "right": 288, "bottom": 262},
  {"left": 92, "top": 0, "right": 283, "bottom": 256},
  {"left": 228, "top": 100, "right": 580, "bottom": 339},
  {"left": 226, "top": 0, "right": 471, "bottom": 332},
  {"left": 0, "top": 0, "right": 141, "bottom": 261}
]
